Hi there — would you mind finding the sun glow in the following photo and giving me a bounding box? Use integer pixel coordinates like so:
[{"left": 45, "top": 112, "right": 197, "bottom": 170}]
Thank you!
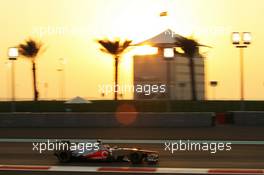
[
  {"left": 133, "top": 45, "right": 158, "bottom": 55},
  {"left": 0, "top": 0, "right": 263, "bottom": 100}
]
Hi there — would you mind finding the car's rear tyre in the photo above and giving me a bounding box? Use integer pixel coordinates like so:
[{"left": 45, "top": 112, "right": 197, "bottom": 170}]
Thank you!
[
  {"left": 147, "top": 160, "right": 158, "bottom": 165},
  {"left": 116, "top": 156, "right": 124, "bottom": 162},
  {"left": 130, "top": 153, "right": 143, "bottom": 164},
  {"left": 57, "top": 151, "right": 72, "bottom": 163}
]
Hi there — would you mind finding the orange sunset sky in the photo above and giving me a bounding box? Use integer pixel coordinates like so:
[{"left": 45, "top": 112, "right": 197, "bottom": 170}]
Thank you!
[{"left": 0, "top": 0, "right": 264, "bottom": 100}]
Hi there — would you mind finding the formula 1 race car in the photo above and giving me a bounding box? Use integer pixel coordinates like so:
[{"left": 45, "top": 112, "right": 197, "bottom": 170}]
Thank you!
[{"left": 54, "top": 140, "right": 159, "bottom": 164}]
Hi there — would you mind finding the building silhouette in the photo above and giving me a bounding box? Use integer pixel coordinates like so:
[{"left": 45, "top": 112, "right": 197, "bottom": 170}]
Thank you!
[{"left": 133, "top": 29, "right": 205, "bottom": 100}]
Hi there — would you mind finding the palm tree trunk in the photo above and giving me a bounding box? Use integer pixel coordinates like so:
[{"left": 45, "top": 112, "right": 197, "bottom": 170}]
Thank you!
[
  {"left": 189, "top": 57, "right": 197, "bottom": 101},
  {"left": 114, "top": 57, "right": 119, "bottom": 100},
  {"left": 32, "top": 61, "right": 39, "bottom": 101}
]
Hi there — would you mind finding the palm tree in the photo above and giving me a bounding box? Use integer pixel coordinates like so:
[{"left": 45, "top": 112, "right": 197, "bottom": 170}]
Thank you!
[
  {"left": 98, "top": 39, "right": 132, "bottom": 100},
  {"left": 175, "top": 36, "right": 209, "bottom": 101},
  {"left": 18, "top": 39, "right": 43, "bottom": 101}
]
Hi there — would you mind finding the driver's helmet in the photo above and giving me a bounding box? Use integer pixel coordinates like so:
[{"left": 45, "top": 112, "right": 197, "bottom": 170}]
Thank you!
[{"left": 97, "top": 139, "right": 102, "bottom": 145}]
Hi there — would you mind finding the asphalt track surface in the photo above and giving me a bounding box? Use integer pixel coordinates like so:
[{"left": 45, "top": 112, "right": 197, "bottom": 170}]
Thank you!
[
  {"left": 1, "top": 125, "right": 264, "bottom": 140},
  {"left": 1, "top": 141, "right": 264, "bottom": 168},
  {"left": 0, "top": 126, "right": 264, "bottom": 174}
]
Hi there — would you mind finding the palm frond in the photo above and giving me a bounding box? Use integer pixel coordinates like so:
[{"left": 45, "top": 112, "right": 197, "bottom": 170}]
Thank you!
[
  {"left": 18, "top": 38, "right": 43, "bottom": 59},
  {"left": 174, "top": 36, "right": 210, "bottom": 58},
  {"left": 117, "top": 40, "right": 132, "bottom": 54},
  {"left": 97, "top": 39, "right": 132, "bottom": 56}
]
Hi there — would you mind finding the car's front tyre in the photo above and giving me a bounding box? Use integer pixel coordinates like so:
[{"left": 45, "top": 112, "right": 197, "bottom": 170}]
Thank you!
[
  {"left": 56, "top": 150, "right": 72, "bottom": 163},
  {"left": 130, "top": 152, "right": 143, "bottom": 164}
]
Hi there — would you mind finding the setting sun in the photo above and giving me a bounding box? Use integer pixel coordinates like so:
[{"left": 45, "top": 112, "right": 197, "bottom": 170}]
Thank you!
[
  {"left": 1, "top": 1, "right": 264, "bottom": 173},
  {"left": 0, "top": 0, "right": 264, "bottom": 100},
  {"left": 133, "top": 46, "right": 158, "bottom": 56}
]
